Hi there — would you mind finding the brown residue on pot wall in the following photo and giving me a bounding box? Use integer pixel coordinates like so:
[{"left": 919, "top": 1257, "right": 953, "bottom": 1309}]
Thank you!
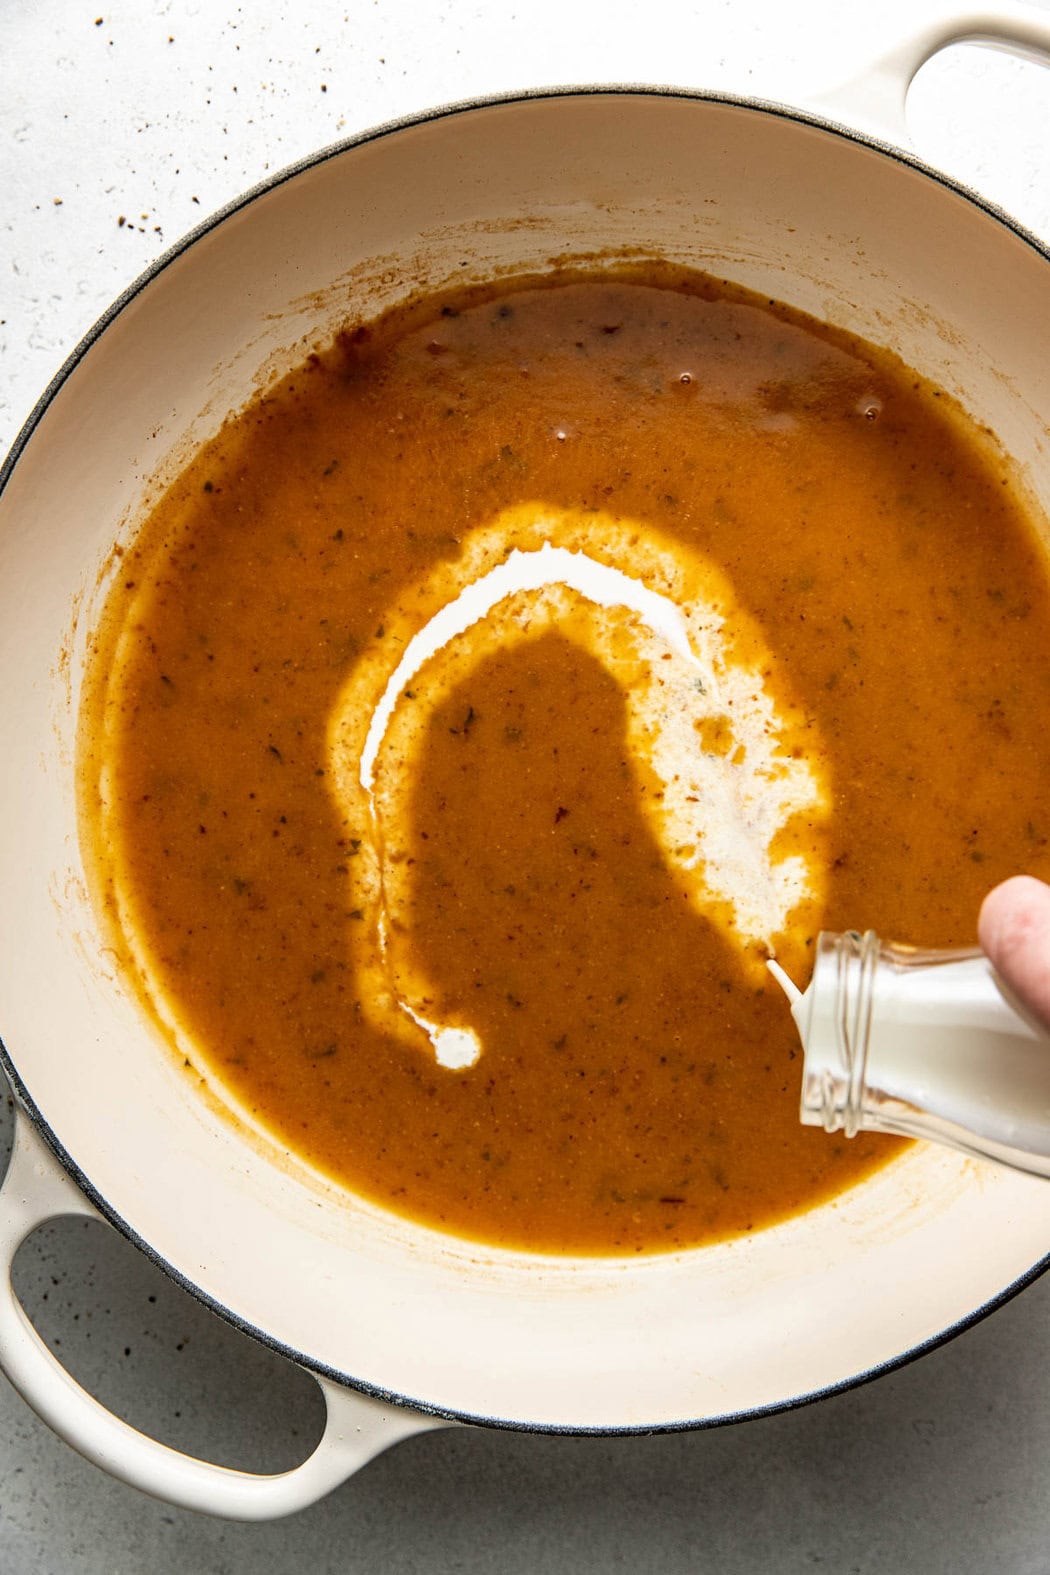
[{"left": 77, "top": 261, "right": 1050, "bottom": 1256}]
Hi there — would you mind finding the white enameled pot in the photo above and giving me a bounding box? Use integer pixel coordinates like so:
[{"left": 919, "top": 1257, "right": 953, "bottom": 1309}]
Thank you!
[{"left": 1, "top": 7, "right": 1050, "bottom": 1522}]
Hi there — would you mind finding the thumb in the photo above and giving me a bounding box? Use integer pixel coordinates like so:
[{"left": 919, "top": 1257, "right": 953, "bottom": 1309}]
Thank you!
[{"left": 978, "top": 876, "right": 1050, "bottom": 1031}]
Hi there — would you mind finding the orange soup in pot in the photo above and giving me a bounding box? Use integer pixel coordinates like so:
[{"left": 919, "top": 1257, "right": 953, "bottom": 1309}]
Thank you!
[{"left": 78, "top": 262, "right": 1050, "bottom": 1254}]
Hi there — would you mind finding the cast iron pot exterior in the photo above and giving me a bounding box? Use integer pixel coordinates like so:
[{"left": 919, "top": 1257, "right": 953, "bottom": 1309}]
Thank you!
[{"left": 1, "top": 67, "right": 1050, "bottom": 1515}]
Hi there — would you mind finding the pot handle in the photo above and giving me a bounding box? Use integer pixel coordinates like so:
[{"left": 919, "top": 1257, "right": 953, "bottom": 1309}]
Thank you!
[
  {"left": 0, "top": 1109, "right": 448, "bottom": 1520},
  {"left": 809, "top": 1, "right": 1050, "bottom": 150}
]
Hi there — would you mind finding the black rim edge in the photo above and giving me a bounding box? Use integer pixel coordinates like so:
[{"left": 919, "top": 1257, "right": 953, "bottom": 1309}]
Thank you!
[
  {"left": 4, "top": 78, "right": 1050, "bottom": 499},
  {"left": 2, "top": 79, "right": 1049, "bottom": 1438}
]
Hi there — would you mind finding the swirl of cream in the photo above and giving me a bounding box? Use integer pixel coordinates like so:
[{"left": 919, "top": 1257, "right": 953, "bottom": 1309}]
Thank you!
[{"left": 326, "top": 505, "right": 829, "bottom": 1068}]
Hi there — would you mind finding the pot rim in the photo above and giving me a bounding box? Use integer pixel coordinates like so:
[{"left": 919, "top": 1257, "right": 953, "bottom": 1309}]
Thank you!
[
  {"left": 3, "top": 80, "right": 1049, "bottom": 1436},
  {"left": 5, "top": 77, "right": 1050, "bottom": 497}
]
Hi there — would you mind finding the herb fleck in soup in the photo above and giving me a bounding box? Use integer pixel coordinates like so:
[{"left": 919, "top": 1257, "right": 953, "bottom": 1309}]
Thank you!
[{"left": 79, "top": 264, "right": 1050, "bottom": 1253}]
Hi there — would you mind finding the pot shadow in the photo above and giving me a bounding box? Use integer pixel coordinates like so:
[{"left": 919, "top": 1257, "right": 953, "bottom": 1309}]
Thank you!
[
  {"left": 0, "top": 1058, "right": 1047, "bottom": 1567},
  {"left": 0, "top": 1247, "right": 1047, "bottom": 1571},
  {"left": 0, "top": 1096, "right": 326, "bottom": 1475}
]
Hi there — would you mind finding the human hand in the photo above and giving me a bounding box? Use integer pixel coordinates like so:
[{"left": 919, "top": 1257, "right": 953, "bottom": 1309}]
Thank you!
[{"left": 979, "top": 876, "right": 1050, "bottom": 1031}]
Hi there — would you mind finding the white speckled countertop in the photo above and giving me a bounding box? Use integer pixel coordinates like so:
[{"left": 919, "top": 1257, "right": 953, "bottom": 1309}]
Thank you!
[{"left": 2, "top": 2, "right": 1050, "bottom": 1569}]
